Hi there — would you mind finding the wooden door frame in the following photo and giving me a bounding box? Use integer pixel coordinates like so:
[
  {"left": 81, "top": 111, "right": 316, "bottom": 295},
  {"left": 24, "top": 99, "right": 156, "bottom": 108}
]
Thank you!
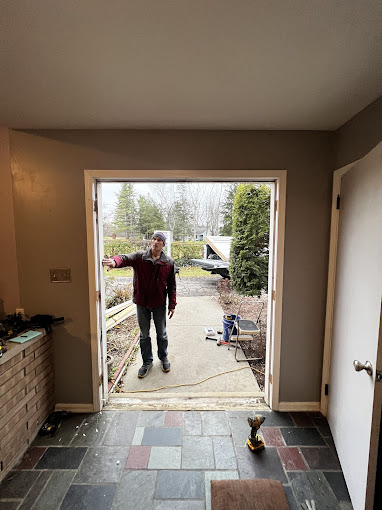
[
  {"left": 320, "top": 161, "right": 358, "bottom": 415},
  {"left": 85, "top": 169, "right": 287, "bottom": 412}
]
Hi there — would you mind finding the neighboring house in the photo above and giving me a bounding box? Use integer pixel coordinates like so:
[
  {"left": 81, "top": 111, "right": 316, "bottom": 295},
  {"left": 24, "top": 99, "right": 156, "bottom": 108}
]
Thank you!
[{"left": 195, "top": 227, "right": 208, "bottom": 242}]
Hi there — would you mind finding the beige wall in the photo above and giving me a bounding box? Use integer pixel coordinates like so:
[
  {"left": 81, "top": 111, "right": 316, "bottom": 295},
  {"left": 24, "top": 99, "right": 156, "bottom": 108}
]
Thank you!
[
  {"left": 335, "top": 96, "right": 382, "bottom": 168},
  {"left": 0, "top": 127, "right": 20, "bottom": 317},
  {"left": 6, "top": 129, "right": 334, "bottom": 404}
]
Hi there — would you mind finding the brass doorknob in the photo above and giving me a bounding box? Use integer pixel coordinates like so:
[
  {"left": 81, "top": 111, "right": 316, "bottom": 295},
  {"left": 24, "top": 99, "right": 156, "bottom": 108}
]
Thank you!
[{"left": 353, "top": 360, "right": 373, "bottom": 376}]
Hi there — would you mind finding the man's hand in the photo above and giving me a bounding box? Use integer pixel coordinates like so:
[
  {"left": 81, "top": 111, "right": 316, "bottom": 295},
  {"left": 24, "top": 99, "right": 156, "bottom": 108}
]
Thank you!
[
  {"left": 102, "top": 255, "right": 116, "bottom": 271},
  {"left": 168, "top": 309, "right": 175, "bottom": 319}
]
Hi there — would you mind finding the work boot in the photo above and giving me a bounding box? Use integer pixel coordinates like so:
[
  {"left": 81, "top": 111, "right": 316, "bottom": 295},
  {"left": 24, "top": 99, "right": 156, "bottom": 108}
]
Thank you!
[
  {"left": 161, "top": 358, "right": 171, "bottom": 372},
  {"left": 138, "top": 362, "right": 153, "bottom": 378}
]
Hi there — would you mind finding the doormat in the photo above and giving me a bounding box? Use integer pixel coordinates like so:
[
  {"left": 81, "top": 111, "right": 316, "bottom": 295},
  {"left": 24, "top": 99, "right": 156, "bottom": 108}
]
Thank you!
[{"left": 211, "top": 478, "right": 290, "bottom": 510}]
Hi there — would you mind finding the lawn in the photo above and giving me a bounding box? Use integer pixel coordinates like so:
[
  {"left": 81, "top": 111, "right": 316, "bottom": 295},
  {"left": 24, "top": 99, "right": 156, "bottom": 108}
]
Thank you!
[{"left": 105, "top": 265, "right": 212, "bottom": 278}]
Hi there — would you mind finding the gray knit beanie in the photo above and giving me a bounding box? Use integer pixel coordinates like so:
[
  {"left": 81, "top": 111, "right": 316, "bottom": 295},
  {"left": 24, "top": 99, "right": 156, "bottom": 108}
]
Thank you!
[{"left": 152, "top": 231, "right": 166, "bottom": 245}]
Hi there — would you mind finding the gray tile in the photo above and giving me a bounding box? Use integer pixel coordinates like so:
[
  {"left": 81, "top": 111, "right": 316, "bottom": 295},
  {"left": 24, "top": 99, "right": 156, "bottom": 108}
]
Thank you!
[
  {"left": 260, "top": 411, "right": 294, "bottom": 427},
  {"left": 235, "top": 445, "right": 288, "bottom": 483},
  {"left": 35, "top": 447, "right": 87, "bottom": 469},
  {"left": 204, "top": 470, "right": 239, "bottom": 510},
  {"left": 290, "top": 471, "right": 339, "bottom": 509},
  {"left": 182, "top": 436, "right": 214, "bottom": 469},
  {"left": 184, "top": 411, "right": 202, "bottom": 435},
  {"left": 137, "top": 411, "right": 165, "bottom": 427},
  {"left": 148, "top": 447, "right": 181, "bottom": 469},
  {"left": 18, "top": 471, "right": 52, "bottom": 510},
  {"left": 142, "top": 427, "right": 182, "bottom": 446},
  {"left": 155, "top": 470, "right": 205, "bottom": 499},
  {"left": 280, "top": 427, "right": 326, "bottom": 446},
  {"left": 228, "top": 416, "right": 251, "bottom": 447},
  {"left": 339, "top": 503, "right": 353, "bottom": 510},
  {"left": 31, "top": 471, "right": 75, "bottom": 510},
  {"left": 324, "top": 472, "right": 351, "bottom": 502},
  {"left": 112, "top": 470, "right": 156, "bottom": 510},
  {"left": 70, "top": 411, "right": 115, "bottom": 446},
  {"left": 0, "top": 503, "right": 21, "bottom": 510},
  {"left": 132, "top": 427, "right": 145, "bottom": 445},
  {"left": 300, "top": 447, "right": 341, "bottom": 470},
  {"left": 102, "top": 411, "right": 140, "bottom": 446},
  {"left": 283, "top": 486, "right": 300, "bottom": 510},
  {"left": 227, "top": 410, "right": 263, "bottom": 419},
  {"left": 0, "top": 470, "right": 40, "bottom": 498},
  {"left": 324, "top": 437, "right": 339, "bottom": 458},
  {"left": 60, "top": 484, "right": 116, "bottom": 510},
  {"left": 153, "top": 501, "right": 205, "bottom": 510},
  {"left": 201, "top": 411, "right": 230, "bottom": 435},
  {"left": 32, "top": 414, "right": 87, "bottom": 446},
  {"left": 213, "top": 436, "right": 237, "bottom": 469},
  {"left": 74, "top": 446, "right": 129, "bottom": 483},
  {"left": 312, "top": 415, "right": 332, "bottom": 438}
]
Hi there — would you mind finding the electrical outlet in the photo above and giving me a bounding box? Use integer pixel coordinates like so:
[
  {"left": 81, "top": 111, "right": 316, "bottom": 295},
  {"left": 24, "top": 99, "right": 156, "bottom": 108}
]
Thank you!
[
  {"left": 50, "top": 268, "right": 71, "bottom": 283},
  {"left": 16, "top": 308, "right": 25, "bottom": 319}
]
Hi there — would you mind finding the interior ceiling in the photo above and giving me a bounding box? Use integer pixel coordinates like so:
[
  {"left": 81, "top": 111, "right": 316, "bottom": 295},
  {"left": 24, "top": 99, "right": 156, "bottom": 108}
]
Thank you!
[{"left": 1, "top": 1, "right": 382, "bottom": 130}]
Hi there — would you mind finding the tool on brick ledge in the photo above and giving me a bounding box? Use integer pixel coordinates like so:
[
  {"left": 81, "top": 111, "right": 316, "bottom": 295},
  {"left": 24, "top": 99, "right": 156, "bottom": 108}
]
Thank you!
[{"left": 247, "top": 415, "right": 266, "bottom": 451}]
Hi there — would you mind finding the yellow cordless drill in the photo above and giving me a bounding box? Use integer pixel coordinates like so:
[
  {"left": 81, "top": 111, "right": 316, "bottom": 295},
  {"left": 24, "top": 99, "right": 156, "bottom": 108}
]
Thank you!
[{"left": 246, "top": 415, "right": 266, "bottom": 451}]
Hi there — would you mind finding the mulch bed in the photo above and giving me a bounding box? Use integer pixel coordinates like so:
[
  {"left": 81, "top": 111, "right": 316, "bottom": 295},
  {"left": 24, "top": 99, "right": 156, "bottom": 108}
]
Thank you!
[
  {"left": 217, "top": 279, "right": 267, "bottom": 391},
  {"left": 106, "top": 315, "right": 139, "bottom": 378}
]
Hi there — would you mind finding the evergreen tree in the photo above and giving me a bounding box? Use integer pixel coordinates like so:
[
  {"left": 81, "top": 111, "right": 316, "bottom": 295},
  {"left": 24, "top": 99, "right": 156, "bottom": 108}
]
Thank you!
[
  {"left": 138, "top": 195, "right": 166, "bottom": 238},
  {"left": 230, "top": 183, "right": 271, "bottom": 296},
  {"left": 113, "top": 183, "right": 137, "bottom": 238},
  {"left": 220, "top": 184, "right": 238, "bottom": 235},
  {"left": 172, "top": 183, "right": 192, "bottom": 241}
]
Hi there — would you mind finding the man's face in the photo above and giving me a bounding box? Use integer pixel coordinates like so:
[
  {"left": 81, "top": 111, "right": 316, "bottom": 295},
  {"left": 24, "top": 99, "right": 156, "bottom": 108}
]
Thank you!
[{"left": 151, "top": 236, "right": 164, "bottom": 251}]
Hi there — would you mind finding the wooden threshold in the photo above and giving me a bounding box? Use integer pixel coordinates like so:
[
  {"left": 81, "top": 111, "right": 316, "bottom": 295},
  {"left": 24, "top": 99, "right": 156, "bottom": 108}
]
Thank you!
[{"left": 106, "top": 392, "right": 267, "bottom": 411}]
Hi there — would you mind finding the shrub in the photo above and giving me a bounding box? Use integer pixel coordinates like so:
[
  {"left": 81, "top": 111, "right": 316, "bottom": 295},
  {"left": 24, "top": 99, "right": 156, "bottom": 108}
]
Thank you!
[
  {"left": 105, "top": 276, "right": 133, "bottom": 308},
  {"left": 171, "top": 242, "right": 203, "bottom": 265},
  {"left": 104, "top": 239, "right": 147, "bottom": 257},
  {"left": 104, "top": 239, "right": 204, "bottom": 266},
  {"left": 231, "top": 184, "right": 271, "bottom": 296}
]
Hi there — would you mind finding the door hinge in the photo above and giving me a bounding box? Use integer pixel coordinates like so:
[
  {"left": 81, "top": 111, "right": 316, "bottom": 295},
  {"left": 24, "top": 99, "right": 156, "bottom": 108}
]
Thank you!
[
  {"left": 336, "top": 195, "right": 340, "bottom": 210},
  {"left": 94, "top": 199, "right": 98, "bottom": 213},
  {"left": 99, "top": 374, "right": 103, "bottom": 386},
  {"left": 325, "top": 383, "right": 329, "bottom": 395},
  {"left": 376, "top": 370, "right": 382, "bottom": 383}
]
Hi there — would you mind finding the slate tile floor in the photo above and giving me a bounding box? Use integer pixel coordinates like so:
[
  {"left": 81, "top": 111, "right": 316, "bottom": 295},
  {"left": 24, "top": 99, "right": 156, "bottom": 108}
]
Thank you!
[{"left": 0, "top": 410, "right": 353, "bottom": 510}]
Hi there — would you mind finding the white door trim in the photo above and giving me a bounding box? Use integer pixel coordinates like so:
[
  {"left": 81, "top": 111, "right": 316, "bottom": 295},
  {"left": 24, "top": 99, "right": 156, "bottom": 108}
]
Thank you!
[
  {"left": 320, "top": 161, "right": 358, "bottom": 416},
  {"left": 84, "top": 169, "right": 287, "bottom": 412}
]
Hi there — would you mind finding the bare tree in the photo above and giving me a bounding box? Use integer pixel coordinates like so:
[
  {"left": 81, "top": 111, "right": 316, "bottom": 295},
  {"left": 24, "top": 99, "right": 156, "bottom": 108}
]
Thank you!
[
  {"left": 205, "top": 183, "right": 225, "bottom": 235},
  {"left": 187, "top": 183, "right": 209, "bottom": 239},
  {"left": 148, "top": 183, "right": 177, "bottom": 231}
]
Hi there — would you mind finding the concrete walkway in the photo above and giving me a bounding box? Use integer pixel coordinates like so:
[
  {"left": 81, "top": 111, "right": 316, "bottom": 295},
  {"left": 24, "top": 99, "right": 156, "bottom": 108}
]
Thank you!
[{"left": 119, "top": 295, "right": 261, "bottom": 400}]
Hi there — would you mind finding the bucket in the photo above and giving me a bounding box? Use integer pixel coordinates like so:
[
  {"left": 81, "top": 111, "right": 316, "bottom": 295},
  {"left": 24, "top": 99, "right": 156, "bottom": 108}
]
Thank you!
[{"left": 222, "top": 314, "right": 241, "bottom": 341}]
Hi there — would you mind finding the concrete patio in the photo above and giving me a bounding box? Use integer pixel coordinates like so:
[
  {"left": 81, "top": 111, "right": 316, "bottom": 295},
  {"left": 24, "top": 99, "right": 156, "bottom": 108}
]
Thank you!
[{"left": 109, "top": 282, "right": 263, "bottom": 409}]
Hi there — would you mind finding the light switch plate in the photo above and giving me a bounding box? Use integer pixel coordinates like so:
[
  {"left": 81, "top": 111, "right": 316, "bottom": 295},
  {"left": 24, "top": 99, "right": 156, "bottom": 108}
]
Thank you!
[{"left": 50, "top": 268, "right": 71, "bottom": 283}]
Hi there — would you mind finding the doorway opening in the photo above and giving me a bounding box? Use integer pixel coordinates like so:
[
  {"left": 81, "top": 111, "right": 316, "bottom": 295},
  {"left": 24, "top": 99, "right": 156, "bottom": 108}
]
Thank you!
[{"left": 84, "top": 170, "right": 286, "bottom": 412}]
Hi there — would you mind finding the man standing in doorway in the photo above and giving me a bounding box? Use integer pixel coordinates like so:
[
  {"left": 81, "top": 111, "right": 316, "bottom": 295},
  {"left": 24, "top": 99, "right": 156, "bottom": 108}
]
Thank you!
[{"left": 102, "top": 232, "right": 176, "bottom": 378}]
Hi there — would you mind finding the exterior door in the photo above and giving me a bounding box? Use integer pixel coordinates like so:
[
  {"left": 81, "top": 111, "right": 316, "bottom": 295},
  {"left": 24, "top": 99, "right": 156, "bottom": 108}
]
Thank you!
[
  {"left": 328, "top": 143, "right": 382, "bottom": 510},
  {"left": 87, "top": 179, "right": 108, "bottom": 410}
]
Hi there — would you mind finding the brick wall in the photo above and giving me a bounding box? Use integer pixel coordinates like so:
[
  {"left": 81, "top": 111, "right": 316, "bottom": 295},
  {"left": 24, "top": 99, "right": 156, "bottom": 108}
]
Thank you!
[{"left": 0, "top": 335, "right": 55, "bottom": 479}]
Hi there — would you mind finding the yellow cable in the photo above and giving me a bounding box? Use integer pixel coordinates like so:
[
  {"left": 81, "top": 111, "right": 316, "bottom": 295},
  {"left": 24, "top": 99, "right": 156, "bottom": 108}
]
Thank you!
[{"left": 115, "top": 365, "right": 265, "bottom": 393}]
